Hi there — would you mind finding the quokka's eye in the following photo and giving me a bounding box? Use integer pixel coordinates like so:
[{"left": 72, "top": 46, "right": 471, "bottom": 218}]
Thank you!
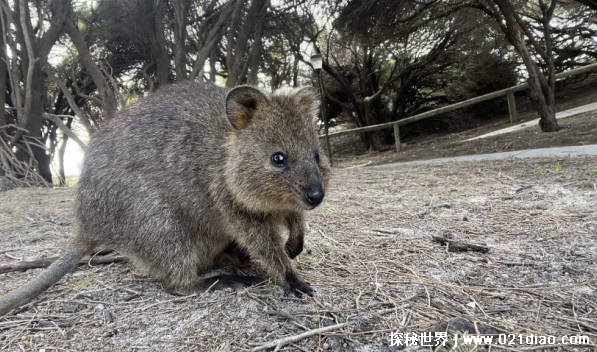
[
  {"left": 314, "top": 151, "right": 320, "bottom": 164},
  {"left": 271, "top": 152, "right": 287, "bottom": 167}
]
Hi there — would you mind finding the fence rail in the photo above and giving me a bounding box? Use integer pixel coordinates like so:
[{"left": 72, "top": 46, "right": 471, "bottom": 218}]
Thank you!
[{"left": 319, "top": 62, "right": 597, "bottom": 158}]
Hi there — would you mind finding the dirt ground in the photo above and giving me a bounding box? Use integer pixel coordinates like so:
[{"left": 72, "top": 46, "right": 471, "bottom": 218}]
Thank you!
[{"left": 1, "top": 155, "right": 596, "bottom": 351}]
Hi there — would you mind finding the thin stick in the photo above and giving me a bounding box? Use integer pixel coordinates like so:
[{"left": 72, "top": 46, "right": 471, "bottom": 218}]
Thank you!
[
  {"left": 0, "top": 255, "right": 127, "bottom": 274},
  {"left": 431, "top": 235, "right": 490, "bottom": 253},
  {"left": 251, "top": 322, "right": 349, "bottom": 352}
]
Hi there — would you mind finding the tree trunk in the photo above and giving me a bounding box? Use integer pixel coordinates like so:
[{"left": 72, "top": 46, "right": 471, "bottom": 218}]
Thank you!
[
  {"left": 518, "top": 54, "right": 558, "bottom": 132},
  {"left": 172, "top": 0, "right": 190, "bottom": 80},
  {"left": 225, "top": 0, "right": 246, "bottom": 87},
  {"left": 151, "top": 0, "right": 170, "bottom": 87},
  {"left": 226, "top": 0, "right": 269, "bottom": 87},
  {"left": 14, "top": 65, "right": 52, "bottom": 183},
  {"left": 492, "top": 0, "right": 559, "bottom": 132},
  {"left": 0, "top": 53, "right": 4, "bottom": 178},
  {"left": 245, "top": 0, "right": 269, "bottom": 85},
  {"left": 57, "top": 117, "right": 72, "bottom": 186},
  {"left": 0, "top": 75, "right": 5, "bottom": 126},
  {"left": 25, "top": 67, "right": 52, "bottom": 183},
  {"left": 292, "top": 55, "right": 299, "bottom": 87},
  {"left": 190, "top": 2, "right": 233, "bottom": 80}
]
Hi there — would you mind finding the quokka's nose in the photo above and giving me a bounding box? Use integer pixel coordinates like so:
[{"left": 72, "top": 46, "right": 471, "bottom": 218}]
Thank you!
[{"left": 305, "top": 185, "right": 324, "bottom": 207}]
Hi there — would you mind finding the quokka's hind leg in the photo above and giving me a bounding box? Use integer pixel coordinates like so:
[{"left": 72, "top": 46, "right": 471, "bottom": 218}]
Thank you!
[
  {"left": 116, "top": 215, "right": 206, "bottom": 292},
  {"left": 213, "top": 241, "right": 252, "bottom": 269},
  {"left": 198, "top": 241, "right": 264, "bottom": 292}
]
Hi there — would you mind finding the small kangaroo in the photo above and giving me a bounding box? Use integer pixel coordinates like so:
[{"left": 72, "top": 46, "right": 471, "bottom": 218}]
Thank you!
[{"left": 0, "top": 81, "right": 330, "bottom": 315}]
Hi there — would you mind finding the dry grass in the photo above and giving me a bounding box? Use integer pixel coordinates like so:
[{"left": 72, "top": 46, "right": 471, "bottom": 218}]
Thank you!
[
  {"left": 0, "top": 156, "right": 596, "bottom": 351},
  {"left": 0, "top": 126, "right": 50, "bottom": 191}
]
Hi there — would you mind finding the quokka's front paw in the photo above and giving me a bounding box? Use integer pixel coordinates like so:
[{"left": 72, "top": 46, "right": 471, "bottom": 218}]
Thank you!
[
  {"left": 285, "top": 241, "right": 303, "bottom": 259},
  {"left": 284, "top": 271, "right": 314, "bottom": 298}
]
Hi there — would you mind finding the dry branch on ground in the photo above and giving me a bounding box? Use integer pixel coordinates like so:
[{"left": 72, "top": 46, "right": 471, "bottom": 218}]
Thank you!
[{"left": 0, "top": 254, "right": 127, "bottom": 274}]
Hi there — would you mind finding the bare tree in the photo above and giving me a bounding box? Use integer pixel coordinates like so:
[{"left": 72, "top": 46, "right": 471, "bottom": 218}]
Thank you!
[
  {"left": 473, "top": 0, "right": 561, "bottom": 131},
  {"left": 64, "top": 3, "right": 118, "bottom": 119},
  {"left": 225, "top": 0, "right": 270, "bottom": 87},
  {"left": 189, "top": 1, "right": 235, "bottom": 80},
  {"left": 0, "top": 0, "right": 70, "bottom": 182},
  {"left": 300, "top": 1, "right": 461, "bottom": 150}
]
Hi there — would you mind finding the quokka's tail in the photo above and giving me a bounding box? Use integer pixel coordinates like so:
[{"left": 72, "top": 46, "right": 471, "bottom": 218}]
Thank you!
[{"left": 0, "top": 246, "right": 87, "bottom": 316}]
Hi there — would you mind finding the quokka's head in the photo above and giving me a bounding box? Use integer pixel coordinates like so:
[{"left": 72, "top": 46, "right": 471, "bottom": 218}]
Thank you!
[{"left": 223, "top": 85, "right": 331, "bottom": 213}]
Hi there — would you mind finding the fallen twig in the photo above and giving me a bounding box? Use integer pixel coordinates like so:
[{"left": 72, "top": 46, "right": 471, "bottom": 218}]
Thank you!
[
  {"left": 431, "top": 235, "right": 490, "bottom": 253},
  {"left": 251, "top": 322, "right": 350, "bottom": 351},
  {"left": 0, "top": 254, "right": 128, "bottom": 274}
]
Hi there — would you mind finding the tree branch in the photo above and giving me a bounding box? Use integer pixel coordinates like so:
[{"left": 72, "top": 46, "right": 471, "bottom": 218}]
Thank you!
[
  {"left": 0, "top": 254, "right": 126, "bottom": 274},
  {"left": 46, "top": 72, "right": 93, "bottom": 133},
  {"left": 43, "top": 113, "right": 87, "bottom": 151},
  {"left": 251, "top": 323, "right": 350, "bottom": 352}
]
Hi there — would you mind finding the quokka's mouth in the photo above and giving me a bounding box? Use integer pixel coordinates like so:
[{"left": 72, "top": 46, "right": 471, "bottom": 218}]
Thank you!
[{"left": 301, "top": 197, "right": 324, "bottom": 210}]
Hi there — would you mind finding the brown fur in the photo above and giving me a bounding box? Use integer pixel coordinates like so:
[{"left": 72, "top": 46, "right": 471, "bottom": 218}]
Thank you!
[{"left": 0, "top": 81, "right": 330, "bottom": 315}]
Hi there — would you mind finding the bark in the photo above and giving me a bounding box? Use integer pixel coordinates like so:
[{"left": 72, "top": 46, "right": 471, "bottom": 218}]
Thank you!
[
  {"left": 224, "top": 0, "right": 245, "bottom": 86},
  {"left": 57, "top": 116, "right": 72, "bottom": 186},
  {"left": 25, "top": 67, "right": 52, "bottom": 183},
  {"left": 173, "top": 0, "right": 190, "bottom": 79},
  {"left": 150, "top": 0, "right": 170, "bottom": 87},
  {"left": 0, "top": 4, "right": 22, "bottom": 123},
  {"left": 292, "top": 55, "right": 299, "bottom": 87},
  {"left": 0, "top": 17, "right": 5, "bottom": 128},
  {"left": 0, "top": 7, "right": 6, "bottom": 132},
  {"left": 17, "top": 0, "right": 37, "bottom": 139}
]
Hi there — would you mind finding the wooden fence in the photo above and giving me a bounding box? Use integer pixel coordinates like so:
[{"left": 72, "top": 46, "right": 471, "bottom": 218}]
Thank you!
[{"left": 319, "top": 62, "right": 597, "bottom": 160}]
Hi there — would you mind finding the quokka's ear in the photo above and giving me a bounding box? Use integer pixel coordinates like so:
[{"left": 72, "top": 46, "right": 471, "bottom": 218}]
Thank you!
[
  {"left": 225, "top": 86, "right": 269, "bottom": 130},
  {"left": 290, "top": 86, "right": 319, "bottom": 117}
]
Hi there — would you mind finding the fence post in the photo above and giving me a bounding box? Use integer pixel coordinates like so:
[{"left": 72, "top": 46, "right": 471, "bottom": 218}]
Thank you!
[
  {"left": 393, "top": 123, "right": 401, "bottom": 152},
  {"left": 507, "top": 91, "right": 518, "bottom": 124}
]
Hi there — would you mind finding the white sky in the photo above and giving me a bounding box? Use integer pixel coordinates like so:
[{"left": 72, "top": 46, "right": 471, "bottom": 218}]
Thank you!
[{"left": 50, "top": 121, "right": 88, "bottom": 179}]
